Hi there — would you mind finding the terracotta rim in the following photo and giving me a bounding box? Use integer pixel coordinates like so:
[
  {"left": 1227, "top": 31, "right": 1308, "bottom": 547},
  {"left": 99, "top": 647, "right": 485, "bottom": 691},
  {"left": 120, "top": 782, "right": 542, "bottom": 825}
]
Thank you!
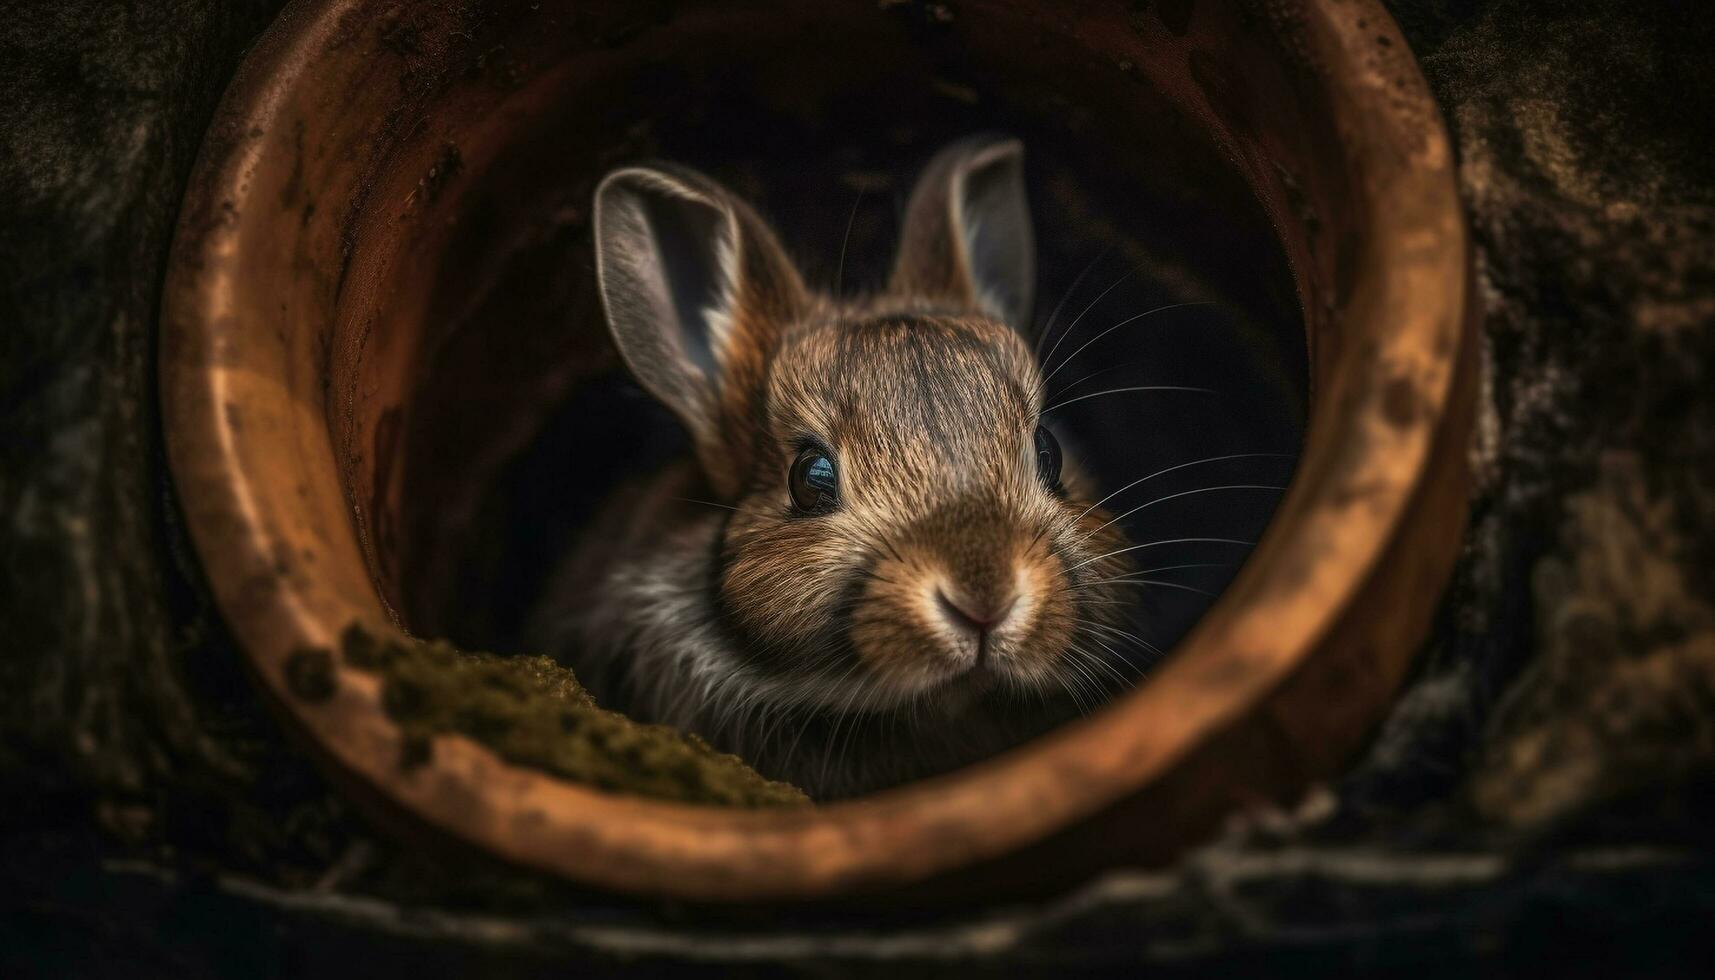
[{"left": 162, "top": 0, "right": 1475, "bottom": 899}]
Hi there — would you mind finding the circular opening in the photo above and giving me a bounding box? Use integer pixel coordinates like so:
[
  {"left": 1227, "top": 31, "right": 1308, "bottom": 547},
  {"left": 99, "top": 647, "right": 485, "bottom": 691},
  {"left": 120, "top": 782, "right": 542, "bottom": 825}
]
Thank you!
[
  {"left": 164, "top": 0, "right": 1474, "bottom": 899},
  {"left": 378, "top": 22, "right": 1308, "bottom": 663}
]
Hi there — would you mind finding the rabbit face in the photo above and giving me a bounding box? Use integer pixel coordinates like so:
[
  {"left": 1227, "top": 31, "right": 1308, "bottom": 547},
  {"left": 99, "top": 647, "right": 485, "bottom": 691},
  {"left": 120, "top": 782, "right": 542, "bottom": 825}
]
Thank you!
[
  {"left": 715, "top": 309, "right": 1130, "bottom": 710},
  {"left": 590, "top": 135, "right": 1132, "bottom": 725}
]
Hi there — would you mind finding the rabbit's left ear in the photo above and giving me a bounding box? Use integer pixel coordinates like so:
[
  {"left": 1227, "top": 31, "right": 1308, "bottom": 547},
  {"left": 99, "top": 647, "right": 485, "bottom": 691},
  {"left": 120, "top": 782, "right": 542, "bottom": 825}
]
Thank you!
[
  {"left": 889, "top": 136, "right": 1036, "bottom": 330},
  {"left": 593, "top": 164, "right": 810, "bottom": 495}
]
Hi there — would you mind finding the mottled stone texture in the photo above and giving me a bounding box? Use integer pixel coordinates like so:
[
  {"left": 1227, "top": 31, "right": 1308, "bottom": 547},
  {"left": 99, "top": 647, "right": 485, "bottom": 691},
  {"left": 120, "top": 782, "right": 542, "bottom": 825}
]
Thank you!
[
  {"left": 1346, "top": 0, "right": 1715, "bottom": 829},
  {"left": 2, "top": 0, "right": 1714, "bottom": 974},
  {"left": 0, "top": 0, "right": 290, "bottom": 818}
]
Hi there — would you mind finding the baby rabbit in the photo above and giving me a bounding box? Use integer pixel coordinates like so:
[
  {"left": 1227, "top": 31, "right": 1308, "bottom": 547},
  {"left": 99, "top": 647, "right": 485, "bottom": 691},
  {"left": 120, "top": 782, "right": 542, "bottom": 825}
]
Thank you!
[{"left": 528, "top": 137, "right": 1135, "bottom": 799}]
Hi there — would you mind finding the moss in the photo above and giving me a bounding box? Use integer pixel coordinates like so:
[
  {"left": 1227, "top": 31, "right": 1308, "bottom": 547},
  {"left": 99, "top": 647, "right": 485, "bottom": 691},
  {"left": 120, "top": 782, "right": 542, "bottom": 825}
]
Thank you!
[{"left": 336, "top": 625, "right": 809, "bottom": 808}]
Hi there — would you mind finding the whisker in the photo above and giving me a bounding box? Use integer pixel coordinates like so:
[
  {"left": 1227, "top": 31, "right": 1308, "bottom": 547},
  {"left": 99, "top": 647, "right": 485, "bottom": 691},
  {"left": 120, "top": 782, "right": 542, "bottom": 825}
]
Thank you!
[
  {"left": 834, "top": 672, "right": 890, "bottom": 789},
  {"left": 670, "top": 496, "right": 738, "bottom": 511},
  {"left": 1079, "top": 617, "right": 1152, "bottom": 649},
  {"left": 1108, "top": 561, "right": 1236, "bottom": 579},
  {"left": 834, "top": 189, "right": 863, "bottom": 317},
  {"left": 818, "top": 672, "right": 873, "bottom": 792},
  {"left": 1066, "top": 653, "right": 1121, "bottom": 701},
  {"left": 669, "top": 496, "right": 783, "bottom": 523},
  {"left": 1088, "top": 577, "right": 1218, "bottom": 598},
  {"left": 1074, "top": 452, "right": 1296, "bottom": 524},
  {"left": 1067, "top": 536, "right": 1256, "bottom": 574},
  {"left": 1065, "top": 637, "right": 1136, "bottom": 687},
  {"left": 781, "top": 661, "right": 861, "bottom": 769},
  {"left": 1039, "top": 268, "right": 1134, "bottom": 378},
  {"left": 755, "top": 693, "right": 808, "bottom": 763},
  {"left": 1034, "top": 245, "right": 1112, "bottom": 359},
  {"left": 1042, "top": 361, "right": 1153, "bottom": 406},
  {"left": 1039, "top": 302, "right": 1217, "bottom": 388},
  {"left": 1082, "top": 484, "right": 1289, "bottom": 542},
  {"left": 1054, "top": 649, "right": 1103, "bottom": 716},
  {"left": 1043, "top": 384, "right": 1214, "bottom": 414},
  {"left": 1081, "top": 621, "right": 1167, "bottom": 662}
]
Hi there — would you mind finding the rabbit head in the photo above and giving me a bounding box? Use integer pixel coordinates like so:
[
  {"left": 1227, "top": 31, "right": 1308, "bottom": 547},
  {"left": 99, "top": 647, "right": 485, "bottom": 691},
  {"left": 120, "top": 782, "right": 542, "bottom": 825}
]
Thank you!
[{"left": 592, "top": 136, "right": 1132, "bottom": 718}]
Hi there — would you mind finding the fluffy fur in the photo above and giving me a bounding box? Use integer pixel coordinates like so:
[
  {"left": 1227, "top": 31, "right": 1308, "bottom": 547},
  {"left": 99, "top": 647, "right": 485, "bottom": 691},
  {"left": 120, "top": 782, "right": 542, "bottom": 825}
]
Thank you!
[{"left": 529, "top": 137, "right": 1135, "bottom": 799}]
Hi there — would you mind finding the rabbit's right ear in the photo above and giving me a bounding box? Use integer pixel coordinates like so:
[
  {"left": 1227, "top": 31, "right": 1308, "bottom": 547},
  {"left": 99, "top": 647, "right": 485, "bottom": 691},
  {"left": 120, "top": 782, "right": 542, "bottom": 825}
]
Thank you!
[
  {"left": 889, "top": 136, "right": 1035, "bottom": 331},
  {"left": 594, "top": 166, "right": 809, "bottom": 493}
]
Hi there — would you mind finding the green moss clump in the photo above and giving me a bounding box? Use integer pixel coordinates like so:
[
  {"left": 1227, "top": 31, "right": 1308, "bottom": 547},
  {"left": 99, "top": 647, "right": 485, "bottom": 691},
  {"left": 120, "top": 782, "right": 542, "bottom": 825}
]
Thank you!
[{"left": 338, "top": 625, "right": 808, "bottom": 808}]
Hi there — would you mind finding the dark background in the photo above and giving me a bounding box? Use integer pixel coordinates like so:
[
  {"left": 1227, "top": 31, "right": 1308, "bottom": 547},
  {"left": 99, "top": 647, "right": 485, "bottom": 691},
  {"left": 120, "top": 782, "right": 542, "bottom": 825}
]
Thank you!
[{"left": 3, "top": 0, "right": 1715, "bottom": 974}]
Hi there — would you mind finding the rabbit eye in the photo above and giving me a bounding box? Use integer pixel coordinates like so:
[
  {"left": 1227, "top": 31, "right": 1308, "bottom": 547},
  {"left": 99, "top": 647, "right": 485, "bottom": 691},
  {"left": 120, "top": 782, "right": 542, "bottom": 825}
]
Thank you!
[
  {"left": 1034, "top": 425, "right": 1064, "bottom": 493},
  {"left": 789, "top": 449, "right": 839, "bottom": 513}
]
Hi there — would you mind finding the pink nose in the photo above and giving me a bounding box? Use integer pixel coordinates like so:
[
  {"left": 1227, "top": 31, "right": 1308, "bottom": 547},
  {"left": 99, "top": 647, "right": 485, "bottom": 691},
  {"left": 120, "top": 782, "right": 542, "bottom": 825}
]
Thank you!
[{"left": 936, "top": 589, "right": 1017, "bottom": 634}]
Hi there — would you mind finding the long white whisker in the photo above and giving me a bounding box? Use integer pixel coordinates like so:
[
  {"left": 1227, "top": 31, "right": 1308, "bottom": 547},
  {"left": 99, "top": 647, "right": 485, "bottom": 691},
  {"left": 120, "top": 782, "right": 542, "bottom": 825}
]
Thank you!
[
  {"left": 1081, "top": 621, "right": 1167, "bottom": 662},
  {"left": 669, "top": 496, "right": 785, "bottom": 524},
  {"left": 1067, "top": 536, "right": 1255, "bottom": 574},
  {"left": 1091, "top": 577, "right": 1218, "bottom": 598},
  {"left": 1083, "top": 484, "right": 1288, "bottom": 542},
  {"left": 781, "top": 660, "right": 861, "bottom": 770},
  {"left": 1040, "top": 302, "right": 1217, "bottom": 387},
  {"left": 1055, "top": 648, "right": 1104, "bottom": 716},
  {"left": 1100, "top": 561, "right": 1235, "bottom": 579},
  {"left": 815, "top": 673, "right": 871, "bottom": 791},
  {"left": 1065, "top": 637, "right": 1135, "bottom": 688},
  {"left": 834, "top": 190, "right": 863, "bottom": 316},
  {"left": 1040, "top": 268, "right": 1134, "bottom": 376},
  {"left": 1044, "top": 362, "right": 1150, "bottom": 405},
  {"left": 1081, "top": 618, "right": 1151, "bottom": 650},
  {"left": 1035, "top": 245, "right": 1112, "bottom": 359},
  {"left": 835, "top": 671, "right": 890, "bottom": 790},
  {"left": 1075, "top": 452, "right": 1296, "bottom": 524},
  {"left": 670, "top": 496, "right": 738, "bottom": 511},
  {"left": 1043, "top": 384, "right": 1214, "bottom": 414}
]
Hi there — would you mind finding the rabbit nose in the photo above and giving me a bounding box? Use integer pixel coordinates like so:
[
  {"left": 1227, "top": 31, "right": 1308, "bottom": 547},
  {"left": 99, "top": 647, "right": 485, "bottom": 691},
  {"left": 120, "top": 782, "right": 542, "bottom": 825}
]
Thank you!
[{"left": 935, "top": 588, "right": 1017, "bottom": 635}]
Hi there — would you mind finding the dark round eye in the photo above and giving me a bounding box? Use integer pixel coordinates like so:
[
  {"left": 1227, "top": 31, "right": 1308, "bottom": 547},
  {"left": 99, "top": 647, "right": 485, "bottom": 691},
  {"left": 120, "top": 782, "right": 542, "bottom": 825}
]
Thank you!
[
  {"left": 789, "top": 449, "right": 839, "bottom": 513},
  {"left": 1034, "top": 425, "right": 1063, "bottom": 492}
]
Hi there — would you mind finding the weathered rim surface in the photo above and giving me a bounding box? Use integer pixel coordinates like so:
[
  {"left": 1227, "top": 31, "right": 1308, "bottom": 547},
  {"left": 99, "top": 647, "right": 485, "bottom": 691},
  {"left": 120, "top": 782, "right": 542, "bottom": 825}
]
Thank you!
[{"left": 162, "top": 0, "right": 1475, "bottom": 900}]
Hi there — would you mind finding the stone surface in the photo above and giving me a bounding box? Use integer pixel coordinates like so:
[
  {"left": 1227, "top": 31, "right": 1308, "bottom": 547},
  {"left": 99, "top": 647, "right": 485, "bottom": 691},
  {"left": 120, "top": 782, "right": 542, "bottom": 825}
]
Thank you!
[
  {"left": 3, "top": 0, "right": 1714, "bottom": 973},
  {"left": 0, "top": 0, "right": 290, "bottom": 822},
  {"left": 1342, "top": 0, "right": 1715, "bottom": 834}
]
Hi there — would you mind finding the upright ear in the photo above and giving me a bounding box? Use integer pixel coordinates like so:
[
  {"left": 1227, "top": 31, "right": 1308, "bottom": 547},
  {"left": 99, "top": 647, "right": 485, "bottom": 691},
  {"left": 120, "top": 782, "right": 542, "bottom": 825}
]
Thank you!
[
  {"left": 888, "top": 136, "right": 1036, "bottom": 330},
  {"left": 593, "top": 165, "right": 809, "bottom": 493}
]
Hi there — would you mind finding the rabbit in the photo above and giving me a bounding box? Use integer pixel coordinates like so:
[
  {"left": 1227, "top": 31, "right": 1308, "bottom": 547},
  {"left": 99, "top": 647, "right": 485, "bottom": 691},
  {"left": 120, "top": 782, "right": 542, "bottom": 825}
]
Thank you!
[{"left": 526, "top": 136, "right": 1138, "bottom": 800}]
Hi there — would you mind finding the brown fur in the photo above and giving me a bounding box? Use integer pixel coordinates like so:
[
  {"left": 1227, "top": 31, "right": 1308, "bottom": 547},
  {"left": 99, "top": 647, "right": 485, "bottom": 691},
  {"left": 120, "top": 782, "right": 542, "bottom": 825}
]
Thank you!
[{"left": 530, "top": 138, "right": 1136, "bottom": 799}]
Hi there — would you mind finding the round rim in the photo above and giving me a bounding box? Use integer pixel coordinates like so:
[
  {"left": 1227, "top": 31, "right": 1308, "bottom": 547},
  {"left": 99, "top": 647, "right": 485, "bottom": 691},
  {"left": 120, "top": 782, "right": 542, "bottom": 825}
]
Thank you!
[{"left": 161, "top": 0, "right": 1473, "bottom": 899}]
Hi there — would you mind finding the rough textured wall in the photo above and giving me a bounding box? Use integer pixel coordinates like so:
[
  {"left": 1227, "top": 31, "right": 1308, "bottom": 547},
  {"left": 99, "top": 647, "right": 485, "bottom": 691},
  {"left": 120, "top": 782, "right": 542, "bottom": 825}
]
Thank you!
[
  {"left": 2, "top": 0, "right": 1713, "bottom": 973},
  {"left": 0, "top": 0, "right": 290, "bottom": 816},
  {"left": 1350, "top": 0, "right": 1715, "bottom": 829}
]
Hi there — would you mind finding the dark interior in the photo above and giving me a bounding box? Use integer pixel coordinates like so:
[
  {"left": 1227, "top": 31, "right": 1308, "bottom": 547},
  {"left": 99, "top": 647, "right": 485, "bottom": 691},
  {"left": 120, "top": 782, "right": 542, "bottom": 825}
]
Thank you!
[{"left": 379, "top": 4, "right": 1308, "bottom": 678}]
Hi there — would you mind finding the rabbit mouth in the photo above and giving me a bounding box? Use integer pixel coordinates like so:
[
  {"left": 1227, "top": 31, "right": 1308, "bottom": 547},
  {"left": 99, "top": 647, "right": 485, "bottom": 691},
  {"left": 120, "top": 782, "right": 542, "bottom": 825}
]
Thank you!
[{"left": 842, "top": 618, "right": 1085, "bottom": 710}]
